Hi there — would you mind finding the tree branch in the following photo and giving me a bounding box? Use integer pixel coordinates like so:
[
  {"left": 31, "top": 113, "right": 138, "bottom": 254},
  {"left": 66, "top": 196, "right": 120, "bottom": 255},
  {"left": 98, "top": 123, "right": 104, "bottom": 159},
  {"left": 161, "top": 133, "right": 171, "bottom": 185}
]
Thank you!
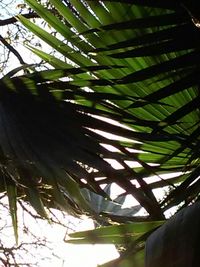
[
  {"left": 0, "top": 12, "right": 40, "bottom": 26},
  {"left": 0, "top": 35, "right": 26, "bottom": 65}
]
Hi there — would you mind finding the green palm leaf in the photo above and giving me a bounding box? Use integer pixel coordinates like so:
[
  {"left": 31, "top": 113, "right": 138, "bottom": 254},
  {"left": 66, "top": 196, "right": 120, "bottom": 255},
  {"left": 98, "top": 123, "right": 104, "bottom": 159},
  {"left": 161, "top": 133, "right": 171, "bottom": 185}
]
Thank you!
[
  {"left": 19, "top": 0, "right": 199, "bottom": 212},
  {"left": 3, "top": 0, "right": 200, "bottom": 264}
]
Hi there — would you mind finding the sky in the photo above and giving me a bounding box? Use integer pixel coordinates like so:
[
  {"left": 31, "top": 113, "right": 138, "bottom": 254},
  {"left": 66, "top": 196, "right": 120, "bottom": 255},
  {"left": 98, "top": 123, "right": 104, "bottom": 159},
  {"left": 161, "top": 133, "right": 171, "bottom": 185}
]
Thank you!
[
  {"left": 30, "top": 216, "right": 119, "bottom": 267},
  {"left": 0, "top": 194, "right": 120, "bottom": 267}
]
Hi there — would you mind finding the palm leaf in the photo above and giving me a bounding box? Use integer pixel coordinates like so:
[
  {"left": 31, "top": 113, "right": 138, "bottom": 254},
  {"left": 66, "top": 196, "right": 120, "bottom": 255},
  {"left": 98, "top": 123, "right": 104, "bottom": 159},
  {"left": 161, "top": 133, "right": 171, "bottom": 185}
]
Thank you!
[
  {"left": 18, "top": 0, "right": 199, "bottom": 212},
  {"left": 67, "top": 220, "right": 163, "bottom": 240},
  {"left": 0, "top": 70, "right": 141, "bottom": 214},
  {"left": 3, "top": 0, "right": 200, "bottom": 265}
]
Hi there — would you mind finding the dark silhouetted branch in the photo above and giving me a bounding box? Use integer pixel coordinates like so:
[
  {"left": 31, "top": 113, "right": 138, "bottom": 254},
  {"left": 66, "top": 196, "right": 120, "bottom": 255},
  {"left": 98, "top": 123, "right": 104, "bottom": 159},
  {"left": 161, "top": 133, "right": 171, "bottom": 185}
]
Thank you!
[
  {"left": 0, "top": 12, "right": 40, "bottom": 26},
  {"left": 0, "top": 34, "right": 26, "bottom": 65}
]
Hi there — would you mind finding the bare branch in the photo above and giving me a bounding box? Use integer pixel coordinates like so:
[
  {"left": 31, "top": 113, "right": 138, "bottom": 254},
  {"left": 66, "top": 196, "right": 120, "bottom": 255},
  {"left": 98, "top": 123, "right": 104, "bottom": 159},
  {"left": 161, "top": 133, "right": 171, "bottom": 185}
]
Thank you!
[
  {"left": 0, "top": 35, "right": 26, "bottom": 65},
  {"left": 0, "top": 13, "right": 40, "bottom": 27}
]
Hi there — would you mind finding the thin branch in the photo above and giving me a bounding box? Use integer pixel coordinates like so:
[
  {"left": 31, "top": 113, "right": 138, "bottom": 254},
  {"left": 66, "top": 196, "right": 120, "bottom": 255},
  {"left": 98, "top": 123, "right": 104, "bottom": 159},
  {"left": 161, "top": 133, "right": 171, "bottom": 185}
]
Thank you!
[
  {"left": 0, "top": 13, "right": 40, "bottom": 26},
  {"left": 0, "top": 35, "right": 26, "bottom": 65}
]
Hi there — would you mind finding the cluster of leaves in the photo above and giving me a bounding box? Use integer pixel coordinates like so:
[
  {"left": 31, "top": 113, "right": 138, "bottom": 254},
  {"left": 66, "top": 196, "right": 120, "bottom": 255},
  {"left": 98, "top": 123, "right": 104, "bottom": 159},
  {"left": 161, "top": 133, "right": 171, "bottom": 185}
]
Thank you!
[{"left": 1, "top": 0, "right": 200, "bottom": 266}]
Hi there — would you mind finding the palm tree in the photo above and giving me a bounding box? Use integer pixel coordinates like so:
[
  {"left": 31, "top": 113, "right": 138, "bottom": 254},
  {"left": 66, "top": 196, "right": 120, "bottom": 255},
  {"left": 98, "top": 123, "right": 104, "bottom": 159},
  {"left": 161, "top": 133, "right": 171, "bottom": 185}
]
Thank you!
[{"left": 1, "top": 0, "right": 200, "bottom": 265}]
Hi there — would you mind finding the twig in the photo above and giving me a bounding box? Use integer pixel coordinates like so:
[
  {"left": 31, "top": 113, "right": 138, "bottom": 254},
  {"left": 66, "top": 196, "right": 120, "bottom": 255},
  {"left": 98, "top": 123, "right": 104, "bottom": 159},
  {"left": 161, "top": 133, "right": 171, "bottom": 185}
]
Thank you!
[
  {"left": 0, "top": 13, "right": 40, "bottom": 26},
  {"left": 0, "top": 35, "right": 26, "bottom": 65}
]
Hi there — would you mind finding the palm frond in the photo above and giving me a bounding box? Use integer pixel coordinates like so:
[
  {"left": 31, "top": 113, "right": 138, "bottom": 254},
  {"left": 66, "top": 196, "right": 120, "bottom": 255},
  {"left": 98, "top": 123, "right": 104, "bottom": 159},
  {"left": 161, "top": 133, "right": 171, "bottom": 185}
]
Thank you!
[
  {"left": 2, "top": 0, "right": 200, "bottom": 263},
  {"left": 17, "top": 0, "right": 200, "bottom": 213}
]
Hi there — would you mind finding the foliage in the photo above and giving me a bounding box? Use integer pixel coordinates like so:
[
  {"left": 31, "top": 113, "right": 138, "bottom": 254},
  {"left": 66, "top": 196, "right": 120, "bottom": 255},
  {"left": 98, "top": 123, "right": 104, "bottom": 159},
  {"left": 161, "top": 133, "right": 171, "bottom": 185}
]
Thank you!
[
  {"left": 82, "top": 184, "right": 141, "bottom": 220},
  {"left": 1, "top": 0, "right": 200, "bottom": 266}
]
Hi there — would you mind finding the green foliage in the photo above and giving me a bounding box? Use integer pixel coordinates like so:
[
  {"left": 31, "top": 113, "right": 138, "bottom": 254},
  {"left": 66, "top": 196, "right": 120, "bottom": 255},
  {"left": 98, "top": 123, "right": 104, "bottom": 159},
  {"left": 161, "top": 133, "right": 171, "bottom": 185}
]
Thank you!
[
  {"left": 1, "top": 0, "right": 200, "bottom": 265},
  {"left": 67, "top": 220, "right": 163, "bottom": 267},
  {"left": 67, "top": 220, "right": 164, "bottom": 244},
  {"left": 18, "top": 0, "right": 200, "bottom": 215}
]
